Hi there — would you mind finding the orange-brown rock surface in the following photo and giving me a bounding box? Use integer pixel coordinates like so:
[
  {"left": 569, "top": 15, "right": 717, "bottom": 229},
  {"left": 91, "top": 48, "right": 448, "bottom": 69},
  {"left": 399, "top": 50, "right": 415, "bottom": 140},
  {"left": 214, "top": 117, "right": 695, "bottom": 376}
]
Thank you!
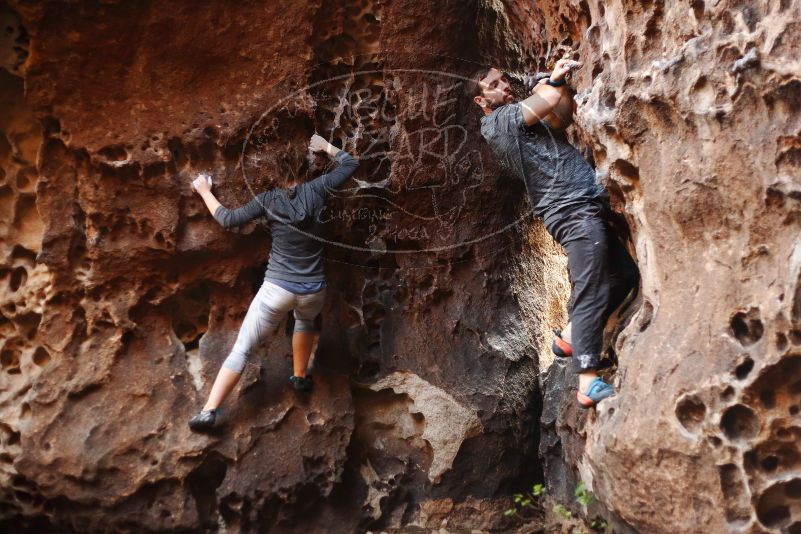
[
  {"left": 0, "top": 0, "right": 799, "bottom": 533},
  {"left": 528, "top": 1, "right": 801, "bottom": 533},
  {"left": 0, "top": 0, "right": 565, "bottom": 531}
]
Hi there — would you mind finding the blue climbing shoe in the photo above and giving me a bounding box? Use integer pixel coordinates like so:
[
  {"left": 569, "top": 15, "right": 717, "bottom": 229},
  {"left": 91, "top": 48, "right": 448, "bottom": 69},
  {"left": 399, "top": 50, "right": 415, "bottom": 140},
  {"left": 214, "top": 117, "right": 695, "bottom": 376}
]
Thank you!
[{"left": 577, "top": 377, "right": 615, "bottom": 408}]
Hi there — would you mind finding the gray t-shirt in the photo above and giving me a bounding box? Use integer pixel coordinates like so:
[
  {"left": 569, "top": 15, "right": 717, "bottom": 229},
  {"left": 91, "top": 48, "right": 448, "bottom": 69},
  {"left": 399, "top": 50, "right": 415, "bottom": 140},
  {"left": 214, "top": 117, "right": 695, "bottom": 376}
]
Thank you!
[
  {"left": 480, "top": 103, "right": 605, "bottom": 221},
  {"left": 213, "top": 150, "right": 359, "bottom": 283}
]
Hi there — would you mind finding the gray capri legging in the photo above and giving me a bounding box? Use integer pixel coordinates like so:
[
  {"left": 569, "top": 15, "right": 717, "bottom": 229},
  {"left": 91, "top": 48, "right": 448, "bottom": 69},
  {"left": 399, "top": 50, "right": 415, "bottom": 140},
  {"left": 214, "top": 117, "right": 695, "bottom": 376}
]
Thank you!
[{"left": 222, "top": 280, "right": 326, "bottom": 373}]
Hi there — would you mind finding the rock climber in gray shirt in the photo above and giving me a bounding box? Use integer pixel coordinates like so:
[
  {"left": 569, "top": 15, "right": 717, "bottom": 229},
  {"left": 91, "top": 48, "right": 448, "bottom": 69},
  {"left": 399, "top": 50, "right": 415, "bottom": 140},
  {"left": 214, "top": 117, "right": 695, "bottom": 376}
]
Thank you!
[
  {"left": 188, "top": 134, "right": 359, "bottom": 432},
  {"left": 471, "top": 59, "right": 639, "bottom": 408}
]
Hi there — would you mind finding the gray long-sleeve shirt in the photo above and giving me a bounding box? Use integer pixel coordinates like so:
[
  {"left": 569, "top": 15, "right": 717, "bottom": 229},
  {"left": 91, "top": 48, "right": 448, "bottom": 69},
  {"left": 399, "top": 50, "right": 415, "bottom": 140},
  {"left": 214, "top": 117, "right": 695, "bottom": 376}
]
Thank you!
[
  {"left": 480, "top": 103, "right": 605, "bottom": 223},
  {"left": 214, "top": 150, "right": 359, "bottom": 282}
]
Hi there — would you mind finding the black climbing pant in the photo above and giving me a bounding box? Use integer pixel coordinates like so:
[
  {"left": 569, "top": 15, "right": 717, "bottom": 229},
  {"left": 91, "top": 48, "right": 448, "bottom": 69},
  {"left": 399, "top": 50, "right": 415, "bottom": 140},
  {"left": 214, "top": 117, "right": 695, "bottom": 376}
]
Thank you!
[{"left": 544, "top": 199, "right": 640, "bottom": 373}]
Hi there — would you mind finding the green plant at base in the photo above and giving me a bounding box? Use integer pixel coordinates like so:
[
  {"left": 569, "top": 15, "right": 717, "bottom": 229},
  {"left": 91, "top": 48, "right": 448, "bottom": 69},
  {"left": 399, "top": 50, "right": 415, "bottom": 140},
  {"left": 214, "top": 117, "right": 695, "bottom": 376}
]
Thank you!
[
  {"left": 503, "top": 483, "right": 548, "bottom": 518},
  {"left": 575, "top": 481, "right": 595, "bottom": 507},
  {"left": 589, "top": 517, "right": 612, "bottom": 533},
  {"left": 553, "top": 503, "right": 573, "bottom": 520}
]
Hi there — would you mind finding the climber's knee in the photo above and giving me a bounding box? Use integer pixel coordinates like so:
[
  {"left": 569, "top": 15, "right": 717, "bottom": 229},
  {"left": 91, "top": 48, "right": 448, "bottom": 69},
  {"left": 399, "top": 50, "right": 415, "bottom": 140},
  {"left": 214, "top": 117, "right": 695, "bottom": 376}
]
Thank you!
[
  {"left": 222, "top": 350, "right": 248, "bottom": 373},
  {"left": 293, "top": 317, "right": 318, "bottom": 333}
]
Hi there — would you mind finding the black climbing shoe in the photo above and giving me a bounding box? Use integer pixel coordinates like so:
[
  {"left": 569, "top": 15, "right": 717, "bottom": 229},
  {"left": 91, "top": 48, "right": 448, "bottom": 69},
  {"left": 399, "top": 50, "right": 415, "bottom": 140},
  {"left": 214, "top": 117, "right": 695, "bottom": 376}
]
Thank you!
[
  {"left": 188, "top": 409, "right": 217, "bottom": 433},
  {"left": 289, "top": 375, "right": 313, "bottom": 392}
]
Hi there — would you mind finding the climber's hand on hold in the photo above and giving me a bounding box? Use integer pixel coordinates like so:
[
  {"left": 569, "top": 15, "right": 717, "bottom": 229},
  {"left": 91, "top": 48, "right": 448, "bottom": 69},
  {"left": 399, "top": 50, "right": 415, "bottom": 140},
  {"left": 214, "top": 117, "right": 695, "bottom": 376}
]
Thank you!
[
  {"left": 309, "top": 134, "right": 328, "bottom": 152},
  {"left": 192, "top": 173, "right": 212, "bottom": 194},
  {"left": 309, "top": 134, "right": 340, "bottom": 157},
  {"left": 193, "top": 172, "right": 222, "bottom": 218},
  {"left": 550, "top": 59, "right": 582, "bottom": 82}
]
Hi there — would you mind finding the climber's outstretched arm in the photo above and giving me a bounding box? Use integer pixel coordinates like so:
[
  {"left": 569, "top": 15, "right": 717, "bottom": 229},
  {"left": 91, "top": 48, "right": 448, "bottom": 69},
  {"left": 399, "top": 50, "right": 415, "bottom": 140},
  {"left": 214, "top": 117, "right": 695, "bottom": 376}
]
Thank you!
[
  {"left": 520, "top": 58, "right": 581, "bottom": 126},
  {"left": 307, "top": 134, "right": 360, "bottom": 196},
  {"left": 192, "top": 175, "right": 221, "bottom": 215},
  {"left": 192, "top": 174, "right": 267, "bottom": 229}
]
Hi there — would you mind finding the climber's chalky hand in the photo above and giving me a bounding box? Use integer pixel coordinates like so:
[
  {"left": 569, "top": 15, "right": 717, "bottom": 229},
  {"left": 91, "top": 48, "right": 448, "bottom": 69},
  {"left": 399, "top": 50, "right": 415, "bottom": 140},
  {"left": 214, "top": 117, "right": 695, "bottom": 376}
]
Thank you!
[
  {"left": 192, "top": 173, "right": 212, "bottom": 194},
  {"left": 309, "top": 134, "right": 330, "bottom": 153},
  {"left": 550, "top": 59, "right": 583, "bottom": 81}
]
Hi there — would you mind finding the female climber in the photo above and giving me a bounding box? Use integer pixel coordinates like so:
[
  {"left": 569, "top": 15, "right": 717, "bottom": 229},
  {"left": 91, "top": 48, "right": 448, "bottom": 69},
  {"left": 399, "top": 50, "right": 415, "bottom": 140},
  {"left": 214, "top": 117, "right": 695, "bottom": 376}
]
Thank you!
[{"left": 187, "top": 134, "right": 359, "bottom": 433}]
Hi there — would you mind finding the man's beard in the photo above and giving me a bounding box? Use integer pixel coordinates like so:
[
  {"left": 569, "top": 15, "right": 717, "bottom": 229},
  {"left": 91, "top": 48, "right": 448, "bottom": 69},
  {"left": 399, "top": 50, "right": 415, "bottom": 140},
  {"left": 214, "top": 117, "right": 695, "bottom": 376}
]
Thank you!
[{"left": 490, "top": 98, "right": 511, "bottom": 109}]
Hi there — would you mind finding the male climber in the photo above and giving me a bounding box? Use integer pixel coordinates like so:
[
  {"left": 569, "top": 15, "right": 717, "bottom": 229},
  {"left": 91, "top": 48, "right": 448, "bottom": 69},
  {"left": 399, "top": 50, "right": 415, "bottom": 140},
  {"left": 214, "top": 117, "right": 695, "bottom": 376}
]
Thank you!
[{"left": 469, "top": 59, "right": 639, "bottom": 407}]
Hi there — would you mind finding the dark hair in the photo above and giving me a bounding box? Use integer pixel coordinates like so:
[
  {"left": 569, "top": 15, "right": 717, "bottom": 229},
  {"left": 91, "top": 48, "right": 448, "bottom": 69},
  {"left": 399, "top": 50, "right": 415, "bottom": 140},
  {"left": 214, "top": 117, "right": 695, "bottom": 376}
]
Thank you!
[
  {"left": 274, "top": 144, "right": 311, "bottom": 197},
  {"left": 465, "top": 66, "right": 492, "bottom": 99}
]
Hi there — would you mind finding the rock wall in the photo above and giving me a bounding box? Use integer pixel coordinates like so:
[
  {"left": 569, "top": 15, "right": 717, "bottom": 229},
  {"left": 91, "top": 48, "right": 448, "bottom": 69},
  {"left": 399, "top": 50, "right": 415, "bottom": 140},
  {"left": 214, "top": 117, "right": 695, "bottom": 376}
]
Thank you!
[
  {"left": 0, "top": 0, "right": 567, "bottom": 532},
  {"left": 518, "top": 1, "right": 801, "bottom": 533},
  {"left": 1, "top": 0, "right": 799, "bottom": 532}
]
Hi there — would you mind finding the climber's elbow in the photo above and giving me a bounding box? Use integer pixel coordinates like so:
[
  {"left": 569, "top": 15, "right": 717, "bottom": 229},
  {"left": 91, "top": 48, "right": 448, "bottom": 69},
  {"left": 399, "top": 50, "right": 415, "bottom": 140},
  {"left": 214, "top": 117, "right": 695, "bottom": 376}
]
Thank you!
[
  {"left": 213, "top": 206, "right": 236, "bottom": 229},
  {"left": 521, "top": 85, "right": 562, "bottom": 126}
]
